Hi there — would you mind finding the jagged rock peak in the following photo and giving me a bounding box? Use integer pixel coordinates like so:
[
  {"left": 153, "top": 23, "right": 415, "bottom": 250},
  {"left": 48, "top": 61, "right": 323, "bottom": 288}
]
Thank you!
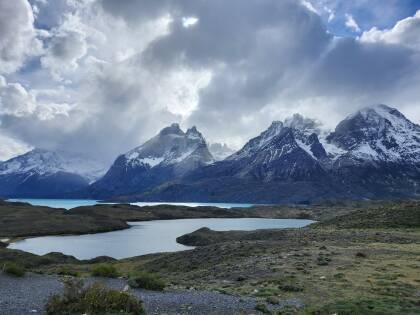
[
  {"left": 186, "top": 126, "right": 204, "bottom": 140},
  {"left": 159, "top": 123, "right": 184, "bottom": 136},
  {"left": 284, "top": 113, "right": 321, "bottom": 134}
]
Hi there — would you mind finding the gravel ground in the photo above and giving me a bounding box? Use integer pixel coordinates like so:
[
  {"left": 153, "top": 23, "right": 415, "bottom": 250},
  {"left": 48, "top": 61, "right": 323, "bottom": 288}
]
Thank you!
[{"left": 0, "top": 272, "right": 302, "bottom": 315}]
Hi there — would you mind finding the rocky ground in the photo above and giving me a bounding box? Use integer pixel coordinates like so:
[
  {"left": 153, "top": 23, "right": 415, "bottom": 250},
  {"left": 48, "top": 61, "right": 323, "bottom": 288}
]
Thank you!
[
  {"left": 0, "top": 272, "right": 301, "bottom": 315},
  {"left": 0, "top": 200, "right": 419, "bottom": 314}
]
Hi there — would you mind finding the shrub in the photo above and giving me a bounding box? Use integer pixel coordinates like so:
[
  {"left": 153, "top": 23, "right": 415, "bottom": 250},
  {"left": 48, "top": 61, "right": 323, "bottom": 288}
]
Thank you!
[
  {"left": 275, "top": 276, "right": 304, "bottom": 293},
  {"left": 316, "top": 256, "right": 331, "bottom": 266},
  {"left": 2, "top": 261, "right": 25, "bottom": 277},
  {"left": 91, "top": 264, "right": 119, "bottom": 278},
  {"left": 255, "top": 287, "right": 280, "bottom": 297},
  {"left": 355, "top": 252, "right": 367, "bottom": 258},
  {"left": 278, "top": 283, "right": 304, "bottom": 292},
  {"left": 128, "top": 272, "right": 166, "bottom": 291},
  {"left": 45, "top": 279, "right": 144, "bottom": 315},
  {"left": 57, "top": 266, "right": 80, "bottom": 277},
  {"left": 255, "top": 303, "right": 270, "bottom": 314},
  {"left": 266, "top": 296, "right": 279, "bottom": 305}
]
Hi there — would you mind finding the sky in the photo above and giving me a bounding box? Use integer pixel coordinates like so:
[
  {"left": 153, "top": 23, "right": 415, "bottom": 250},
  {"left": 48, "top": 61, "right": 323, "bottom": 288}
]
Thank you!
[{"left": 0, "top": 0, "right": 419, "bottom": 163}]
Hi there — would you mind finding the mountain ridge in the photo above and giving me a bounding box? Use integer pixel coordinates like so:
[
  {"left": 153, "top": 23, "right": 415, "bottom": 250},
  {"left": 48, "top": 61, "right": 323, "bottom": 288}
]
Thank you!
[
  {"left": 109, "top": 104, "right": 419, "bottom": 203},
  {"left": 2, "top": 104, "right": 419, "bottom": 203},
  {"left": 89, "top": 123, "right": 214, "bottom": 198},
  {"left": 0, "top": 149, "right": 105, "bottom": 198}
]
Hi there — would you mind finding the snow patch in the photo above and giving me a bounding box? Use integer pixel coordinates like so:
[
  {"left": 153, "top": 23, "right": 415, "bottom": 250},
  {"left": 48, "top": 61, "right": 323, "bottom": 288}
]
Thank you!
[{"left": 140, "top": 157, "right": 164, "bottom": 167}]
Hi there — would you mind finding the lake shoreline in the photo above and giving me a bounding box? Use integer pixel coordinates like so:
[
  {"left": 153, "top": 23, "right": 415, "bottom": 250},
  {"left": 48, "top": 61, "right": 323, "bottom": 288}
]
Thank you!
[
  {"left": 1, "top": 200, "right": 419, "bottom": 314},
  {"left": 0, "top": 200, "right": 326, "bottom": 239},
  {"left": 9, "top": 218, "right": 314, "bottom": 260}
]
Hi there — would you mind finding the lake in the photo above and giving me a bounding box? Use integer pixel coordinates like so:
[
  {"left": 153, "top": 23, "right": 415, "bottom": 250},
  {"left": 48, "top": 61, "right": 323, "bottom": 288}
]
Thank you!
[
  {"left": 8, "top": 199, "right": 254, "bottom": 210},
  {"left": 8, "top": 218, "right": 314, "bottom": 259}
]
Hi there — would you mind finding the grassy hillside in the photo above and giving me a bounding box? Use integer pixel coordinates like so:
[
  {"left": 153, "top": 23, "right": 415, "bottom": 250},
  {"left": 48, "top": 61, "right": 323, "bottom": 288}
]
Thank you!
[{"left": 312, "top": 201, "right": 420, "bottom": 229}]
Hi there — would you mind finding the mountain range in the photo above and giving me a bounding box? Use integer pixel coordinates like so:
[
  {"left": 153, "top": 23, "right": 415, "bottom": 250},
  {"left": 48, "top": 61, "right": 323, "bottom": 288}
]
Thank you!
[
  {"left": 0, "top": 149, "right": 105, "bottom": 198},
  {"left": 1, "top": 104, "right": 419, "bottom": 203}
]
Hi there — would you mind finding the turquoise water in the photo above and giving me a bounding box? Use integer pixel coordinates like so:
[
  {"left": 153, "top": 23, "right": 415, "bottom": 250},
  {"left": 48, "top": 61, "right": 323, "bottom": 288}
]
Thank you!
[
  {"left": 8, "top": 199, "right": 254, "bottom": 210},
  {"left": 8, "top": 218, "right": 313, "bottom": 259}
]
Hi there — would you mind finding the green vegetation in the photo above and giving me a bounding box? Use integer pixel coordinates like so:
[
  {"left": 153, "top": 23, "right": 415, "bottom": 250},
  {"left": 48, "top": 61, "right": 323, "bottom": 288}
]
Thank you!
[
  {"left": 115, "top": 203, "right": 420, "bottom": 313},
  {"left": 317, "top": 297, "right": 420, "bottom": 315},
  {"left": 2, "top": 261, "right": 25, "bottom": 277},
  {"left": 45, "top": 279, "right": 144, "bottom": 315},
  {"left": 313, "top": 201, "right": 420, "bottom": 229},
  {"left": 57, "top": 266, "right": 80, "bottom": 277},
  {"left": 128, "top": 272, "right": 166, "bottom": 291},
  {"left": 91, "top": 264, "right": 119, "bottom": 278},
  {"left": 1, "top": 200, "right": 419, "bottom": 313},
  {"left": 255, "top": 303, "right": 270, "bottom": 314}
]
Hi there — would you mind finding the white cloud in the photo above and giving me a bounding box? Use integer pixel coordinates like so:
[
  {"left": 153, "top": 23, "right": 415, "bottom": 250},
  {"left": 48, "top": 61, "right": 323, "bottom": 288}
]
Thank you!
[
  {"left": 345, "top": 14, "right": 361, "bottom": 32},
  {"left": 0, "top": 0, "right": 42, "bottom": 74},
  {"left": 361, "top": 10, "right": 420, "bottom": 50},
  {"left": 301, "top": 1, "right": 318, "bottom": 14},
  {"left": 40, "top": 14, "right": 89, "bottom": 80},
  {"left": 0, "top": 134, "right": 31, "bottom": 161},
  {"left": 182, "top": 17, "right": 199, "bottom": 28},
  {"left": 0, "top": 76, "right": 36, "bottom": 117},
  {"left": 0, "top": 0, "right": 419, "bottom": 162},
  {"left": 0, "top": 75, "right": 71, "bottom": 120}
]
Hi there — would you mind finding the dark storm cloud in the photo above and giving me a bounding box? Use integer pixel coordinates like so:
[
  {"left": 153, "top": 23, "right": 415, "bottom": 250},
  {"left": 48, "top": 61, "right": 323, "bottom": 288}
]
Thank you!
[{"left": 309, "top": 38, "right": 415, "bottom": 94}]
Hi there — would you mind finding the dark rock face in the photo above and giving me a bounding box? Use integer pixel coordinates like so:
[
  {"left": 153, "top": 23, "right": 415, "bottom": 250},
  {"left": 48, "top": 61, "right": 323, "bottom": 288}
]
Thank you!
[
  {"left": 0, "top": 171, "right": 89, "bottom": 198},
  {"left": 89, "top": 124, "right": 214, "bottom": 198}
]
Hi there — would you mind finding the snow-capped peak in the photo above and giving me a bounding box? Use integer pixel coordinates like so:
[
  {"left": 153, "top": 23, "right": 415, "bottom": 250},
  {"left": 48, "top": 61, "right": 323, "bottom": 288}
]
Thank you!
[
  {"left": 186, "top": 126, "right": 205, "bottom": 141},
  {"left": 327, "top": 104, "right": 420, "bottom": 163},
  {"left": 124, "top": 123, "right": 213, "bottom": 168},
  {"left": 229, "top": 115, "right": 324, "bottom": 162},
  {"left": 0, "top": 149, "right": 106, "bottom": 183},
  {"left": 159, "top": 123, "right": 184, "bottom": 136},
  {"left": 284, "top": 114, "right": 321, "bottom": 135},
  {"left": 228, "top": 121, "right": 284, "bottom": 160}
]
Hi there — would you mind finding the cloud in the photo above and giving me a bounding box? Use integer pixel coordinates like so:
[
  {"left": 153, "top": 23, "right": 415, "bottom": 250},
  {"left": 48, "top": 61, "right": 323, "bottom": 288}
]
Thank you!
[
  {"left": 0, "top": 75, "right": 71, "bottom": 120},
  {"left": 0, "top": 0, "right": 42, "bottom": 74},
  {"left": 309, "top": 0, "right": 417, "bottom": 32},
  {"left": 0, "top": 134, "right": 31, "bottom": 161},
  {"left": 40, "top": 14, "right": 88, "bottom": 79},
  {"left": 361, "top": 10, "right": 420, "bottom": 50},
  {"left": 0, "top": 0, "right": 419, "bottom": 162},
  {"left": 345, "top": 14, "right": 361, "bottom": 32}
]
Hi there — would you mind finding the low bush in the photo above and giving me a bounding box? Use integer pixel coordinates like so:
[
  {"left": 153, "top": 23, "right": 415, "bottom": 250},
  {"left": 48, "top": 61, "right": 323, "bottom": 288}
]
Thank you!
[
  {"left": 255, "top": 303, "right": 270, "bottom": 314},
  {"left": 316, "top": 255, "right": 331, "bottom": 266},
  {"left": 45, "top": 279, "right": 144, "bottom": 315},
  {"left": 91, "top": 263, "right": 119, "bottom": 278},
  {"left": 278, "top": 283, "right": 304, "bottom": 292},
  {"left": 355, "top": 252, "right": 367, "bottom": 258},
  {"left": 2, "top": 261, "right": 25, "bottom": 277},
  {"left": 318, "top": 297, "right": 419, "bottom": 315},
  {"left": 266, "top": 296, "right": 279, "bottom": 305},
  {"left": 128, "top": 272, "right": 166, "bottom": 291},
  {"left": 255, "top": 287, "right": 280, "bottom": 297},
  {"left": 57, "top": 266, "right": 80, "bottom": 277}
]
